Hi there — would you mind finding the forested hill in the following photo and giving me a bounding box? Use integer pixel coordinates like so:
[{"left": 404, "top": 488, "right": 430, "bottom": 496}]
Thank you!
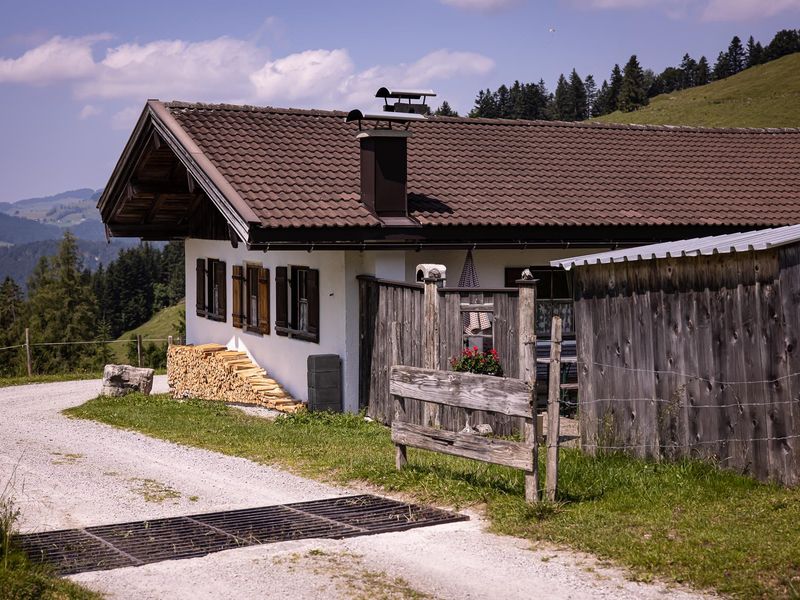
[{"left": 593, "top": 53, "right": 800, "bottom": 128}]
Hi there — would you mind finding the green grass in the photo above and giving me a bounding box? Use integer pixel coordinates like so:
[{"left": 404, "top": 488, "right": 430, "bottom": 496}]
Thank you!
[
  {"left": 66, "top": 393, "right": 800, "bottom": 599},
  {"left": 0, "top": 372, "right": 103, "bottom": 388},
  {"left": 111, "top": 300, "right": 185, "bottom": 364},
  {"left": 1, "top": 480, "right": 100, "bottom": 600},
  {"left": 593, "top": 53, "right": 800, "bottom": 128}
]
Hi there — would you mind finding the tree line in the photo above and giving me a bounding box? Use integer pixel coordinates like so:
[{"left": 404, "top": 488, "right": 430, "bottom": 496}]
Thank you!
[
  {"left": 454, "top": 28, "right": 800, "bottom": 121},
  {"left": 0, "top": 233, "right": 185, "bottom": 376}
]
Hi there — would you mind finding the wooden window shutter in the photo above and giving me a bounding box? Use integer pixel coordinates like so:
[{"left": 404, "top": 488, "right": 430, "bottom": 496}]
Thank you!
[
  {"left": 258, "top": 267, "right": 270, "bottom": 335},
  {"left": 195, "top": 258, "right": 206, "bottom": 316},
  {"left": 275, "top": 266, "right": 288, "bottom": 336},
  {"left": 232, "top": 265, "right": 244, "bottom": 328},
  {"left": 307, "top": 268, "right": 319, "bottom": 343},
  {"left": 215, "top": 260, "right": 227, "bottom": 318}
]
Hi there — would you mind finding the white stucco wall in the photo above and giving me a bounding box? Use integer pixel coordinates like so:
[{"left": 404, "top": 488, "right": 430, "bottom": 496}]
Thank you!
[
  {"left": 184, "top": 241, "right": 608, "bottom": 412},
  {"left": 398, "top": 248, "right": 610, "bottom": 287},
  {"left": 185, "top": 240, "right": 361, "bottom": 410}
]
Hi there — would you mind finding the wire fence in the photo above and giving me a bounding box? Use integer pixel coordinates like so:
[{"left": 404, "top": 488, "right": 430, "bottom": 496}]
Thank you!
[
  {"left": 0, "top": 330, "right": 184, "bottom": 376},
  {"left": 544, "top": 351, "right": 800, "bottom": 486}
]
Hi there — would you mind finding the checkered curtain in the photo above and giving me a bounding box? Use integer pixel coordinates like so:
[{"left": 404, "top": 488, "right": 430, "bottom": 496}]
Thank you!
[{"left": 458, "top": 249, "right": 491, "bottom": 334}]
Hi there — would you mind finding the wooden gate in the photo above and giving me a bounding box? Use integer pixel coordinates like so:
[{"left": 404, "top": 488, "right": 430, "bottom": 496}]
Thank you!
[{"left": 358, "top": 274, "right": 534, "bottom": 436}]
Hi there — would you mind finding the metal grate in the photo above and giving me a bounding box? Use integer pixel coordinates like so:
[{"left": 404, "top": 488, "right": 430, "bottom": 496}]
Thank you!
[{"left": 14, "top": 494, "right": 466, "bottom": 575}]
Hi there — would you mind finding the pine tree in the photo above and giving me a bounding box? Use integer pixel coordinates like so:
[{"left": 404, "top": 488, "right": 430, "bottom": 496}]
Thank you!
[
  {"left": 26, "top": 232, "right": 98, "bottom": 373},
  {"left": 618, "top": 55, "right": 648, "bottom": 112},
  {"left": 712, "top": 51, "right": 730, "bottom": 80},
  {"left": 679, "top": 53, "right": 697, "bottom": 88},
  {"left": 469, "top": 89, "right": 498, "bottom": 118},
  {"left": 727, "top": 36, "right": 746, "bottom": 74},
  {"left": 0, "top": 277, "right": 25, "bottom": 376},
  {"left": 552, "top": 74, "right": 572, "bottom": 120},
  {"left": 608, "top": 64, "right": 623, "bottom": 113},
  {"left": 695, "top": 56, "right": 711, "bottom": 86},
  {"left": 592, "top": 80, "right": 610, "bottom": 117},
  {"left": 745, "top": 36, "right": 764, "bottom": 67},
  {"left": 764, "top": 29, "right": 800, "bottom": 61},
  {"left": 434, "top": 101, "right": 458, "bottom": 117},
  {"left": 496, "top": 84, "right": 511, "bottom": 118},
  {"left": 583, "top": 75, "right": 597, "bottom": 120},
  {"left": 568, "top": 69, "right": 587, "bottom": 121}
]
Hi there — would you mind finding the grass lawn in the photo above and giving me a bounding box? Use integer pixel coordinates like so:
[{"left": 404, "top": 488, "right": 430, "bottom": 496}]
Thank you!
[
  {"left": 66, "top": 393, "right": 800, "bottom": 599},
  {"left": 1, "top": 493, "right": 99, "bottom": 600},
  {"left": 593, "top": 53, "right": 800, "bottom": 128},
  {"left": 0, "top": 372, "right": 103, "bottom": 388},
  {"left": 111, "top": 301, "right": 185, "bottom": 364}
]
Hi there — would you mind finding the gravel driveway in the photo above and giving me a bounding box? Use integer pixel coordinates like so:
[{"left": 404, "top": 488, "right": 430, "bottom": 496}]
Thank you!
[{"left": 0, "top": 378, "right": 710, "bottom": 600}]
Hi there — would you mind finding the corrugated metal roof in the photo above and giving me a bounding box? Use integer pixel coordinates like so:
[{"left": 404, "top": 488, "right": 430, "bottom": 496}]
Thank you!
[{"left": 551, "top": 224, "right": 800, "bottom": 270}]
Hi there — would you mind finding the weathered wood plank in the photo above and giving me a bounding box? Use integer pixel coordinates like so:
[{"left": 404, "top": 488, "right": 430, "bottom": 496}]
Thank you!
[
  {"left": 390, "top": 366, "right": 532, "bottom": 417},
  {"left": 546, "top": 315, "right": 562, "bottom": 502},
  {"left": 391, "top": 421, "right": 534, "bottom": 471}
]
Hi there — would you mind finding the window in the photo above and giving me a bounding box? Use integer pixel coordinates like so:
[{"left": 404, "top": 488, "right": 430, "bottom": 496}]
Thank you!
[
  {"left": 232, "top": 264, "right": 269, "bottom": 334},
  {"left": 275, "top": 266, "right": 319, "bottom": 343},
  {"left": 195, "top": 258, "right": 226, "bottom": 321},
  {"left": 505, "top": 266, "right": 573, "bottom": 337}
]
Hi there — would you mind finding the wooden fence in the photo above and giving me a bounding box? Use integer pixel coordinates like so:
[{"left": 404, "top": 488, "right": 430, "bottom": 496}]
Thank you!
[
  {"left": 358, "top": 275, "right": 523, "bottom": 435},
  {"left": 574, "top": 248, "right": 800, "bottom": 486}
]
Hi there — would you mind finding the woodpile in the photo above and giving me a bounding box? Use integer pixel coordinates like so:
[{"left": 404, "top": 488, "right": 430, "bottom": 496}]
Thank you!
[{"left": 167, "top": 343, "right": 304, "bottom": 413}]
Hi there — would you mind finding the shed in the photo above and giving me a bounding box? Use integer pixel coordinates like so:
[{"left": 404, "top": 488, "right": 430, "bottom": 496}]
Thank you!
[{"left": 552, "top": 224, "right": 800, "bottom": 486}]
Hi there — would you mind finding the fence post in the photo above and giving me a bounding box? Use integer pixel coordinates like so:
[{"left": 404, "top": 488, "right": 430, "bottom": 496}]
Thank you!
[
  {"left": 517, "top": 271, "right": 539, "bottom": 503},
  {"left": 24, "top": 328, "right": 32, "bottom": 377},
  {"left": 423, "top": 275, "right": 441, "bottom": 428},
  {"left": 546, "top": 315, "right": 563, "bottom": 502},
  {"left": 136, "top": 334, "right": 143, "bottom": 367},
  {"left": 167, "top": 335, "right": 173, "bottom": 346}
]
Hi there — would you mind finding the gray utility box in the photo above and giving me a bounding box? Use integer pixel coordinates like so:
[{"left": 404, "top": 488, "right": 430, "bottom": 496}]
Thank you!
[{"left": 307, "top": 354, "right": 342, "bottom": 412}]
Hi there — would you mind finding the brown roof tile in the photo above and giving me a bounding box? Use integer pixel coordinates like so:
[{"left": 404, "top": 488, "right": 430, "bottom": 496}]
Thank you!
[{"left": 164, "top": 101, "right": 800, "bottom": 230}]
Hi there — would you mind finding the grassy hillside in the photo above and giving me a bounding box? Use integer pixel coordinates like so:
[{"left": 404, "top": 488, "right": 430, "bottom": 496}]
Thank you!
[
  {"left": 593, "top": 53, "right": 800, "bottom": 128},
  {"left": 112, "top": 301, "right": 185, "bottom": 364}
]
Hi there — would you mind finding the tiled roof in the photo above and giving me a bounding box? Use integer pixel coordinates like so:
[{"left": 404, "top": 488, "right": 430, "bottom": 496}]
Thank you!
[{"left": 164, "top": 101, "right": 800, "bottom": 230}]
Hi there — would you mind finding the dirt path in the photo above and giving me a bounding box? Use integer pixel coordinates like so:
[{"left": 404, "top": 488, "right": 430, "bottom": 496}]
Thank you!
[{"left": 0, "top": 379, "right": 710, "bottom": 600}]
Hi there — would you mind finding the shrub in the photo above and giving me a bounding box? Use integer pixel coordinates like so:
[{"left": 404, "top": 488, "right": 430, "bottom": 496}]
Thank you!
[{"left": 450, "top": 347, "right": 503, "bottom": 376}]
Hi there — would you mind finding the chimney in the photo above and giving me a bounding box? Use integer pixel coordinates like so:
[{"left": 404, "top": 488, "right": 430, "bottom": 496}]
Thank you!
[
  {"left": 346, "top": 87, "right": 435, "bottom": 225},
  {"left": 357, "top": 130, "right": 410, "bottom": 218}
]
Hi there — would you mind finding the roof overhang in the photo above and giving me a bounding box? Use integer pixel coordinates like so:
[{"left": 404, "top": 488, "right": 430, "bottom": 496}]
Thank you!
[{"left": 98, "top": 100, "right": 260, "bottom": 243}]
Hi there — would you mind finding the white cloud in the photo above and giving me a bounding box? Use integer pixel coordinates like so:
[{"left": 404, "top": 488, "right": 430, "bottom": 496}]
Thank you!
[
  {"left": 78, "top": 104, "right": 101, "bottom": 119},
  {"left": 0, "top": 35, "right": 107, "bottom": 84},
  {"left": 701, "top": 0, "right": 800, "bottom": 20},
  {"left": 440, "top": 0, "right": 521, "bottom": 11},
  {"left": 339, "top": 50, "right": 495, "bottom": 107},
  {"left": 110, "top": 106, "right": 141, "bottom": 130},
  {"left": 0, "top": 34, "right": 494, "bottom": 113},
  {"left": 250, "top": 49, "right": 354, "bottom": 104},
  {"left": 77, "top": 37, "right": 265, "bottom": 101},
  {"left": 572, "top": 0, "right": 800, "bottom": 19}
]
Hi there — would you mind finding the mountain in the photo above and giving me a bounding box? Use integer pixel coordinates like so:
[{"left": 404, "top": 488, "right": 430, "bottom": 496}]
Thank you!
[
  {"left": 0, "top": 213, "right": 64, "bottom": 246},
  {"left": 0, "top": 188, "right": 101, "bottom": 227},
  {"left": 592, "top": 53, "right": 800, "bottom": 128},
  {"left": 0, "top": 238, "right": 137, "bottom": 291}
]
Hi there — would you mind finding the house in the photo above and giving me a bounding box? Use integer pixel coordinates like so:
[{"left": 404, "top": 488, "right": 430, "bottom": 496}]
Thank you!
[
  {"left": 98, "top": 95, "right": 800, "bottom": 413},
  {"left": 550, "top": 225, "right": 800, "bottom": 485}
]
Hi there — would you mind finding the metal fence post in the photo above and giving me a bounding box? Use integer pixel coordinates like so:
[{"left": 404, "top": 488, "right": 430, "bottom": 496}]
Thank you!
[{"left": 136, "top": 334, "right": 143, "bottom": 367}]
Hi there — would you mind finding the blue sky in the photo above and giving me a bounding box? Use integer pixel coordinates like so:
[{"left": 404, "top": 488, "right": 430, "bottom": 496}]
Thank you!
[{"left": 0, "top": 0, "right": 797, "bottom": 201}]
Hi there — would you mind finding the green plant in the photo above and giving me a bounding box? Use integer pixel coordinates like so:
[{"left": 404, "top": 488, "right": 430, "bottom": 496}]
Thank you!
[{"left": 450, "top": 347, "right": 503, "bottom": 376}]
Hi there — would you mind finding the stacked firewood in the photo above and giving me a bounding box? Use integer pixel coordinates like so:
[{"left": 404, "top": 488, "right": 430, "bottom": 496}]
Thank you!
[{"left": 167, "top": 343, "right": 304, "bottom": 413}]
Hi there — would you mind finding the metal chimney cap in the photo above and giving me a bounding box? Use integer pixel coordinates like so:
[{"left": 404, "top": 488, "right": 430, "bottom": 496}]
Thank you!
[
  {"left": 375, "top": 87, "right": 437, "bottom": 100},
  {"left": 345, "top": 109, "right": 427, "bottom": 124}
]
